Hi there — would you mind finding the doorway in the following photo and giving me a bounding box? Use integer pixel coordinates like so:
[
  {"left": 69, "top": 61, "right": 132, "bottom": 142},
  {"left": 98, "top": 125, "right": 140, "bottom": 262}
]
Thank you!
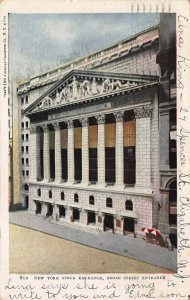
[
  {"left": 59, "top": 206, "right": 65, "bottom": 218},
  {"left": 123, "top": 217, "right": 135, "bottom": 235},
  {"left": 35, "top": 201, "right": 42, "bottom": 215},
  {"left": 73, "top": 208, "right": 80, "bottom": 222},
  {"left": 25, "top": 196, "right": 29, "bottom": 209},
  {"left": 104, "top": 214, "right": 114, "bottom": 233},
  {"left": 47, "top": 203, "right": 53, "bottom": 217},
  {"left": 87, "top": 211, "right": 96, "bottom": 225}
]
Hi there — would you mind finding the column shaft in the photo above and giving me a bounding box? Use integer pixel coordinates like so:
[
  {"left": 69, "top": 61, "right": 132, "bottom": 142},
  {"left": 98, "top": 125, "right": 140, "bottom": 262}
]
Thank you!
[
  {"left": 114, "top": 111, "right": 124, "bottom": 187},
  {"left": 135, "top": 106, "right": 152, "bottom": 186},
  {"left": 96, "top": 115, "right": 105, "bottom": 186},
  {"left": 67, "top": 120, "right": 74, "bottom": 183},
  {"left": 43, "top": 124, "right": 50, "bottom": 181},
  {"left": 80, "top": 118, "right": 89, "bottom": 184},
  {"left": 29, "top": 126, "right": 38, "bottom": 181},
  {"left": 53, "top": 123, "right": 62, "bottom": 182}
]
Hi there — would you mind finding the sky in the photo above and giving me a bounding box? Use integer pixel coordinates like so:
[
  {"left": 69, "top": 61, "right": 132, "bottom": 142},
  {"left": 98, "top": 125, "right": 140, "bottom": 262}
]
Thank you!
[{"left": 9, "top": 13, "right": 159, "bottom": 81}]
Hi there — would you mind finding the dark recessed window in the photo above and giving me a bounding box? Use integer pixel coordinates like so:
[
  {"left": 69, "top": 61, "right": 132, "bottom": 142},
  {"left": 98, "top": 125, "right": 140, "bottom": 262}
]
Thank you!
[
  {"left": 25, "top": 96, "right": 28, "bottom": 104},
  {"left": 61, "top": 191, "right": 65, "bottom": 200},
  {"left": 74, "top": 193, "right": 79, "bottom": 203},
  {"left": 21, "top": 97, "right": 24, "bottom": 105},
  {"left": 24, "top": 184, "right": 29, "bottom": 191},
  {"left": 22, "top": 158, "right": 24, "bottom": 165},
  {"left": 26, "top": 158, "right": 29, "bottom": 165},
  {"left": 49, "top": 190, "right": 52, "bottom": 198},
  {"left": 21, "top": 122, "right": 24, "bottom": 129},
  {"left": 26, "top": 170, "right": 29, "bottom": 177},
  {"left": 21, "top": 146, "right": 24, "bottom": 153},
  {"left": 22, "top": 170, "right": 25, "bottom": 176},
  {"left": 26, "top": 121, "right": 29, "bottom": 128},
  {"left": 22, "top": 134, "right": 24, "bottom": 141},
  {"left": 26, "top": 146, "right": 29, "bottom": 153},
  {"left": 125, "top": 200, "right": 133, "bottom": 211},
  {"left": 37, "top": 189, "right": 41, "bottom": 197},
  {"left": 26, "top": 134, "right": 29, "bottom": 141},
  {"left": 89, "top": 195, "right": 95, "bottom": 205},
  {"left": 106, "top": 197, "right": 112, "bottom": 208}
]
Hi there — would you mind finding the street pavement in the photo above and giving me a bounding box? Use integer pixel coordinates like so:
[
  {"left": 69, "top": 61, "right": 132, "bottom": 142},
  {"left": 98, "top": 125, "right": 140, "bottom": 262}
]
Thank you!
[{"left": 9, "top": 211, "right": 177, "bottom": 272}]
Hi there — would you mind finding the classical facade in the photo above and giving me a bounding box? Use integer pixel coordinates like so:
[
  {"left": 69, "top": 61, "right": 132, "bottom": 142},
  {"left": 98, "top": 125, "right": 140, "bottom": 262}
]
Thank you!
[{"left": 14, "top": 18, "right": 176, "bottom": 242}]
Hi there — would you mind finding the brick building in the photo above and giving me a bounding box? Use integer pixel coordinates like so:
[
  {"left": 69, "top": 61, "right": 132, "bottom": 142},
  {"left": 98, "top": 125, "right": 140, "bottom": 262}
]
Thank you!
[{"left": 14, "top": 17, "right": 176, "bottom": 241}]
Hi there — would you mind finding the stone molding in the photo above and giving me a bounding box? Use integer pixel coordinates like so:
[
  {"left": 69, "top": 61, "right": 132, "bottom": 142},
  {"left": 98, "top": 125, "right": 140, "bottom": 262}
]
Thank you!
[
  {"left": 29, "top": 125, "right": 37, "bottom": 134},
  {"left": 96, "top": 114, "right": 105, "bottom": 125},
  {"left": 134, "top": 105, "right": 153, "bottom": 118}
]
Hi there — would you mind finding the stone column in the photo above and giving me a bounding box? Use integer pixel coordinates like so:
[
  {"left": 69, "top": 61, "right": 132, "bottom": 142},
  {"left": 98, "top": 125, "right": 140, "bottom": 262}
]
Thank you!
[
  {"left": 160, "top": 109, "right": 170, "bottom": 170},
  {"left": 114, "top": 111, "right": 124, "bottom": 187},
  {"left": 96, "top": 115, "right": 105, "bottom": 186},
  {"left": 158, "top": 190, "right": 170, "bottom": 234},
  {"left": 134, "top": 105, "right": 152, "bottom": 187},
  {"left": 42, "top": 124, "right": 50, "bottom": 182},
  {"left": 41, "top": 202, "right": 47, "bottom": 217},
  {"left": 53, "top": 122, "right": 62, "bottom": 182},
  {"left": 29, "top": 125, "right": 38, "bottom": 181},
  {"left": 80, "top": 117, "right": 89, "bottom": 185},
  {"left": 66, "top": 120, "right": 74, "bottom": 184}
]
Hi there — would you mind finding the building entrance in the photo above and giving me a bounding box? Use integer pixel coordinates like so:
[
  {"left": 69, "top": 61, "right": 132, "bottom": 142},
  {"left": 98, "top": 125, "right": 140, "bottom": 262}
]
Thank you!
[
  {"left": 87, "top": 211, "right": 96, "bottom": 225},
  {"left": 25, "top": 196, "right": 29, "bottom": 209},
  {"left": 35, "top": 201, "right": 42, "bottom": 215},
  {"left": 104, "top": 214, "right": 114, "bottom": 233},
  {"left": 123, "top": 217, "right": 135, "bottom": 235},
  {"left": 73, "top": 208, "right": 80, "bottom": 221},
  {"left": 47, "top": 203, "right": 53, "bottom": 217},
  {"left": 59, "top": 206, "right": 65, "bottom": 218}
]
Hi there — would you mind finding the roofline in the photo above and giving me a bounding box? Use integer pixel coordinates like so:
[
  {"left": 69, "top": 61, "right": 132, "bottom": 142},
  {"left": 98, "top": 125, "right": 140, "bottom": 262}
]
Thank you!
[{"left": 18, "top": 24, "right": 159, "bottom": 88}]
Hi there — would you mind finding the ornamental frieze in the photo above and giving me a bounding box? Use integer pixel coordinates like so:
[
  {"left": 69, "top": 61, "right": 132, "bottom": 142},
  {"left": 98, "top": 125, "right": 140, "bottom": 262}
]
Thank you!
[{"left": 33, "top": 76, "right": 142, "bottom": 112}]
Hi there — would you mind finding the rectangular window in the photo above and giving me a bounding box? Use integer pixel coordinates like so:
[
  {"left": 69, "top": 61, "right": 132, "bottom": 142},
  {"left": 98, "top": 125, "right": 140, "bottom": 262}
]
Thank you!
[
  {"left": 22, "top": 170, "right": 25, "bottom": 176},
  {"left": 22, "top": 134, "right": 24, "bottom": 141},
  {"left": 26, "top": 146, "right": 29, "bottom": 153},
  {"left": 26, "top": 170, "right": 29, "bottom": 177},
  {"left": 105, "top": 123, "right": 115, "bottom": 183},
  {"left": 21, "top": 97, "right": 24, "bottom": 105},
  {"left": 26, "top": 158, "right": 29, "bottom": 165},
  {"left": 26, "top": 134, "right": 29, "bottom": 141},
  {"left": 21, "top": 122, "right": 24, "bottom": 129},
  {"left": 25, "top": 96, "right": 28, "bottom": 104},
  {"left": 169, "top": 108, "right": 177, "bottom": 169},
  {"left": 21, "top": 146, "right": 24, "bottom": 153},
  {"left": 22, "top": 158, "right": 24, "bottom": 165},
  {"left": 89, "top": 125, "right": 97, "bottom": 182},
  {"left": 26, "top": 121, "right": 29, "bottom": 128}
]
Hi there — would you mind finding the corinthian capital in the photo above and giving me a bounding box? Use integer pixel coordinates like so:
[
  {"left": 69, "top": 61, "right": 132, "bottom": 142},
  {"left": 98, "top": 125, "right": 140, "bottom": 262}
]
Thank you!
[
  {"left": 52, "top": 122, "right": 60, "bottom": 131},
  {"left": 42, "top": 124, "right": 49, "bottom": 132},
  {"left": 65, "top": 120, "right": 74, "bottom": 129},
  {"left": 29, "top": 125, "right": 37, "bottom": 134},
  {"left": 114, "top": 111, "right": 124, "bottom": 122},
  {"left": 96, "top": 114, "right": 105, "bottom": 125},
  {"left": 80, "top": 117, "right": 88, "bottom": 127},
  {"left": 134, "top": 105, "right": 153, "bottom": 119}
]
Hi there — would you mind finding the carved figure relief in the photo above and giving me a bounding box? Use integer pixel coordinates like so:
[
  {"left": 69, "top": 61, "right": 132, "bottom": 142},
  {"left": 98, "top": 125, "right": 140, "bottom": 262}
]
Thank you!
[{"left": 34, "top": 75, "right": 143, "bottom": 111}]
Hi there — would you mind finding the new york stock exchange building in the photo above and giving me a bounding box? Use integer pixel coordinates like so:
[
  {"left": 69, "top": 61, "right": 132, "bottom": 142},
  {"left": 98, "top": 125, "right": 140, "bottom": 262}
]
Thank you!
[{"left": 18, "top": 15, "right": 176, "bottom": 242}]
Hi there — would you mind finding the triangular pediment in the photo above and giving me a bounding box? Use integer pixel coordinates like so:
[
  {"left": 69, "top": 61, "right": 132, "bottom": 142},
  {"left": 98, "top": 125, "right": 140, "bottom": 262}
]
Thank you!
[{"left": 24, "top": 70, "right": 158, "bottom": 115}]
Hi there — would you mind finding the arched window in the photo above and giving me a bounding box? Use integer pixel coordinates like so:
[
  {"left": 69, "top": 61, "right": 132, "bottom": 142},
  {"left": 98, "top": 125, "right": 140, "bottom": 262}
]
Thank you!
[
  {"left": 37, "top": 189, "right": 41, "bottom": 197},
  {"left": 74, "top": 193, "right": 79, "bottom": 203},
  {"left": 49, "top": 190, "right": 52, "bottom": 199},
  {"left": 106, "top": 197, "right": 112, "bottom": 208},
  {"left": 61, "top": 191, "right": 64, "bottom": 200},
  {"left": 24, "top": 184, "right": 29, "bottom": 191},
  {"left": 89, "top": 195, "right": 95, "bottom": 205},
  {"left": 125, "top": 200, "right": 133, "bottom": 211}
]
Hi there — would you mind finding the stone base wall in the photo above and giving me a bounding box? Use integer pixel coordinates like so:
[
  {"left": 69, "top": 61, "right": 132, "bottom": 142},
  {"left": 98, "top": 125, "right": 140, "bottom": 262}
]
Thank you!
[{"left": 29, "top": 184, "right": 153, "bottom": 237}]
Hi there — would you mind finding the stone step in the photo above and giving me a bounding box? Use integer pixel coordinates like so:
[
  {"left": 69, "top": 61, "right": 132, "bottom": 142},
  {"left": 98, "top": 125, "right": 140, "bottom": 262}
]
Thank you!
[{"left": 51, "top": 219, "right": 101, "bottom": 234}]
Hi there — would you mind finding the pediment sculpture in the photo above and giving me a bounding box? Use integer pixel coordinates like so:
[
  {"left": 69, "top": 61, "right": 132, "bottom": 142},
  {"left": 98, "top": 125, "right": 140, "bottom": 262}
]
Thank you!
[{"left": 34, "top": 76, "right": 140, "bottom": 111}]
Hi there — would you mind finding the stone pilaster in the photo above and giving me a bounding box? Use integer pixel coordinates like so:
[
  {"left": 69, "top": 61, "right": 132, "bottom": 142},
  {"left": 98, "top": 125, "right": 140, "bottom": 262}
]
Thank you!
[
  {"left": 42, "top": 124, "right": 50, "bottom": 182},
  {"left": 134, "top": 105, "right": 152, "bottom": 187},
  {"left": 66, "top": 120, "right": 74, "bottom": 184},
  {"left": 80, "top": 117, "right": 89, "bottom": 185},
  {"left": 114, "top": 111, "right": 124, "bottom": 187},
  {"left": 53, "top": 122, "right": 62, "bottom": 182},
  {"left": 29, "top": 125, "right": 38, "bottom": 181},
  {"left": 160, "top": 109, "right": 170, "bottom": 170},
  {"left": 96, "top": 115, "right": 105, "bottom": 186},
  {"left": 41, "top": 202, "right": 47, "bottom": 216}
]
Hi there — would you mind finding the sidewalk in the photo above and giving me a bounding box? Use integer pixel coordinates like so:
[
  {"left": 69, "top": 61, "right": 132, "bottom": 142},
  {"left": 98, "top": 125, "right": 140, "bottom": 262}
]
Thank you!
[{"left": 9, "top": 211, "right": 177, "bottom": 271}]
